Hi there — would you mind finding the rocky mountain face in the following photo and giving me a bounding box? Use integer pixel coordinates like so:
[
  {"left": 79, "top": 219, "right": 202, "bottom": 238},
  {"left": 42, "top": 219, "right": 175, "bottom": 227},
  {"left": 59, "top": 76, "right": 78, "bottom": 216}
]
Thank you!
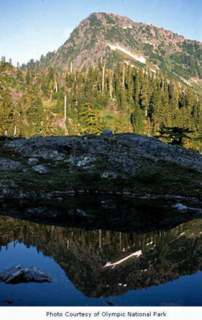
[{"left": 34, "top": 12, "right": 202, "bottom": 86}]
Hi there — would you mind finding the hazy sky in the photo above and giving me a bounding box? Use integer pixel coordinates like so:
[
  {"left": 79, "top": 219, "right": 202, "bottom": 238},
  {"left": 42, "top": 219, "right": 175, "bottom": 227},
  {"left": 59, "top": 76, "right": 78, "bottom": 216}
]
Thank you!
[{"left": 0, "top": 0, "right": 201, "bottom": 66}]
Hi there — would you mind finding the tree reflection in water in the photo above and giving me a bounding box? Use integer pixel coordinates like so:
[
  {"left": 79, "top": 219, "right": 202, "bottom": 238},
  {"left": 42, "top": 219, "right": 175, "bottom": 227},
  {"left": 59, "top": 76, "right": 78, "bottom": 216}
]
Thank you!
[{"left": 0, "top": 200, "right": 202, "bottom": 299}]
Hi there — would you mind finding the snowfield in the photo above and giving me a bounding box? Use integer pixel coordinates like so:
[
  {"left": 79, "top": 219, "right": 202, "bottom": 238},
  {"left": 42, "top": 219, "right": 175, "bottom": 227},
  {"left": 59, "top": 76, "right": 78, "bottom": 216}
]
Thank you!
[{"left": 107, "top": 43, "right": 146, "bottom": 64}]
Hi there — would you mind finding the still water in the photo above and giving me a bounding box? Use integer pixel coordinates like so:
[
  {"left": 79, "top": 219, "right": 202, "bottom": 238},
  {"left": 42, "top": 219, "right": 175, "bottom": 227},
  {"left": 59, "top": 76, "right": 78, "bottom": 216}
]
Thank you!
[{"left": 0, "top": 197, "right": 202, "bottom": 306}]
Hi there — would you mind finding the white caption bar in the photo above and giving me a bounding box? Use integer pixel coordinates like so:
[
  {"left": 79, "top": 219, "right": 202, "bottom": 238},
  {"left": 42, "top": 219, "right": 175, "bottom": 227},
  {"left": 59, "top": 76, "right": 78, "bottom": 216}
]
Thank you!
[{"left": 0, "top": 307, "right": 202, "bottom": 320}]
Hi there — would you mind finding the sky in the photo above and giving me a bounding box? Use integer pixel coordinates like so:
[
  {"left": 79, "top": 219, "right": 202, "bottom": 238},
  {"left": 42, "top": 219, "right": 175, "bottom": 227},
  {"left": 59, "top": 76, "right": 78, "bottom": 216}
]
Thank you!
[{"left": 0, "top": 0, "right": 202, "bottom": 66}]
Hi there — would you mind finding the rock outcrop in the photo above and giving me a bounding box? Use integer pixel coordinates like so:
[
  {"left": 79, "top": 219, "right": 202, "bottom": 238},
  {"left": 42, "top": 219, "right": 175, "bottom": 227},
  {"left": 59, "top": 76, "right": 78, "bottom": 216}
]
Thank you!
[
  {"left": 1, "top": 132, "right": 202, "bottom": 200},
  {"left": 0, "top": 159, "right": 22, "bottom": 171}
]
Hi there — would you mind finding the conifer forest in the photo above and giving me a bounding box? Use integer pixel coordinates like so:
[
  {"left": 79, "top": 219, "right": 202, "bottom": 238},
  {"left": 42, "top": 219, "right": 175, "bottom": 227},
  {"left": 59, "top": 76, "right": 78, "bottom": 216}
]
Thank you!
[{"left": 1, "top": 59, "right": 202, "bottom": 152}]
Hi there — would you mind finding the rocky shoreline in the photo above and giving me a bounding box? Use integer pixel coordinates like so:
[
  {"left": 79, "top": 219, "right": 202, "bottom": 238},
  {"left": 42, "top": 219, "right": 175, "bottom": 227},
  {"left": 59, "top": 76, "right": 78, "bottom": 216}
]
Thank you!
[{"left": 1, "top": 131, "right": 202, "bottom": 201}]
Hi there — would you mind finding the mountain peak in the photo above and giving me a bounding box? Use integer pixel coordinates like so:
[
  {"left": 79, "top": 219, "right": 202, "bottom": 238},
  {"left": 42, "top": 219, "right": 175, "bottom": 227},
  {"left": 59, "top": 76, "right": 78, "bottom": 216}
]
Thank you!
[
  {"left": 30, "top": 12, "right": 202, "bottom": 87},
  {"left": 86, "top": 12, "right": 139, "bottom": 28}
]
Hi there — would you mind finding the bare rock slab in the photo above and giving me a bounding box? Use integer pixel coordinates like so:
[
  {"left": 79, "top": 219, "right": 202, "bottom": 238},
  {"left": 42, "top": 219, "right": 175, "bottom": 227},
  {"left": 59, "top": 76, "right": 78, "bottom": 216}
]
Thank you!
[
  {"left": 28, "top": 158, "right": 39, "bottom": 165},
  {"left": 0, "top": 265, "right": 51, "bottom": 284},
  {"left": 32, "top": 164, "right": 50, "bottom": 174},
  {"left": 0, "top": 159, "right": 22, "bottom": 171}
]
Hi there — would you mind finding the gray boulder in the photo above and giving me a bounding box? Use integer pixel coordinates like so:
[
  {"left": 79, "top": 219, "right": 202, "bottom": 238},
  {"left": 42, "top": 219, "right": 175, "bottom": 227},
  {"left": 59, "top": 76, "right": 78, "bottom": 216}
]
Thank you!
[
  {"left": 28, "top": 158, "right": 39, "bottom": 165},
  {"left": 172, "top": 203, "right": 188, "bottom": 211},
  {"left": 0, "top": 265, "right": 51, "bottom": 284},
  {"left": 32, "top": 165, "right": 50, "bottom": 174},
  {"left": 0, "top": 159, "right": 22, "bottom": 171},
  {"left": 102, "top": 171, "right": 118, "bottom": 179},
  {"left": 101, "top": 129, "right": 113, "bottom": 136}
]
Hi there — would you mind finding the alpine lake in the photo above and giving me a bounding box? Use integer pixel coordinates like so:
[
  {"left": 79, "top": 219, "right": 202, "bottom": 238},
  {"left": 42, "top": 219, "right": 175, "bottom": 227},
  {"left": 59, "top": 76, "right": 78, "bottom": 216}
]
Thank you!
[{"left": 0, "top": 195, "right": 202, "bottom": 306}]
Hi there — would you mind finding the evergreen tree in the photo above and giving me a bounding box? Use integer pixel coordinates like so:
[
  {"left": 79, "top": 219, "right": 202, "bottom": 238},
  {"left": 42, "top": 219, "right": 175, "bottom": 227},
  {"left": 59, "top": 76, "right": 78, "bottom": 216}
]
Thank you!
[
  {"left": 79, "top": 103, "right": 103, "bottom": 134},
  {"left": 0, "top": 91, "right": 15, "bottom": 136},
  {"left": 156, "top": 126, "right": 194, "bottom": 146},
  {"left": 26, "top": 70, "right": 31, "bottom": 85}
]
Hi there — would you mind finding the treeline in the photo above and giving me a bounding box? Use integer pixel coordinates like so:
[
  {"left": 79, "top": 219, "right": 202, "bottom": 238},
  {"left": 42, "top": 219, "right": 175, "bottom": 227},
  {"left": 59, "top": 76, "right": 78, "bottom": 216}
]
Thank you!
[
  {"left": 1, "top": 61, "right": 202, "bottom": 151},
  {"left": 44, "top": 63, "right": 202, "bottom": 149}
]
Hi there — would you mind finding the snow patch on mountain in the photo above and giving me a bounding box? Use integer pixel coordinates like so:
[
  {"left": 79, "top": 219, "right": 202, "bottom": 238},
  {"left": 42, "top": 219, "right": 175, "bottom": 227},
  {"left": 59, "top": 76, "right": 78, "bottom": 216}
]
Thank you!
[
  {"left": 123, "top": 25, "right": 133, "bottom": 29},
  {"left": 107, "top": 43, "right": 146, "bottom": 64}
]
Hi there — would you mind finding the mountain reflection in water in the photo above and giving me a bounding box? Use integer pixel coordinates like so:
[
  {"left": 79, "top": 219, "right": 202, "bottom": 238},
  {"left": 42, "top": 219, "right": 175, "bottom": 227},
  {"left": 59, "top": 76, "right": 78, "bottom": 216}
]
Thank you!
[{"left": 0, "top": 199, "right": 202, "bottom": 306}]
